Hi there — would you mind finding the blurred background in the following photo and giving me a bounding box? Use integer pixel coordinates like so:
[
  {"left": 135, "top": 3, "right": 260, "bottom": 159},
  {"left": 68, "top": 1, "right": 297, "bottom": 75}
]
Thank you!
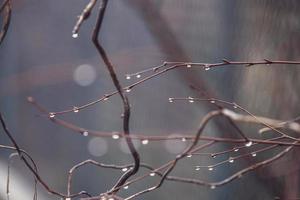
[{"left": 1, "top": 0, "right": 300, "bottom": 199}]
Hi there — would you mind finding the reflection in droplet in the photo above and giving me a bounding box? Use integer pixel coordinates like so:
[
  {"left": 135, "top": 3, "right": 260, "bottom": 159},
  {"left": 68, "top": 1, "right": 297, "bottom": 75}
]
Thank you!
[
  {"left": 73, "top": 106, "right": 79, "bottom": 113},
  {"left": 112, "top": 133, "right": 120, "bottom": 140},
  {"left": 204, "top": 64, "right": 211, "bottom": 71},
  {"left": 83, "top": 131, "right": 89, "bottom": 137},
  {"left": 245, "top": 141, "right": 253, "bottom": 147},
  {"left": 72, "top": 33, "right": 78, "bottom": 38},
  {"left": 123, "top": 185, "right": 129, "bottom": 190},
  {"left": 150, "top": 172, "right": 156, "bottom": 177},
  {"left": 142, "top": 139, "right": 149, "bottom": 145},
  {"left": 188, "top": 97, "right": 194, "bottom": 103}
]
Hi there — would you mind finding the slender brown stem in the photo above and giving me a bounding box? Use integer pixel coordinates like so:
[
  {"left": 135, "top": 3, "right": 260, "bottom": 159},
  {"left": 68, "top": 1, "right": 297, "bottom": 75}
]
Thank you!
[
  {"left": 91, "top": 0, "right": 140, "bottom": 194},
  {"left": 0, "top": 0, "right": 11, "bottom": 45}
]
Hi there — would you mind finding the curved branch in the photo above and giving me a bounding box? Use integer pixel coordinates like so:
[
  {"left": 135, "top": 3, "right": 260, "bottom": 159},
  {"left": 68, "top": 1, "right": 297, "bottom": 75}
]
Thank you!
[{"left": 91, "top": 0, "right": 140, "bottom": 194}]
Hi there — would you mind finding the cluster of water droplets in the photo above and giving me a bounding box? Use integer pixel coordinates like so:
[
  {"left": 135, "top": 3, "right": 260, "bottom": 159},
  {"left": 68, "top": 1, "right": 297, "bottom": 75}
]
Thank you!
[{"left": 125, "top": 73, "right": 142, "bottom": 80}]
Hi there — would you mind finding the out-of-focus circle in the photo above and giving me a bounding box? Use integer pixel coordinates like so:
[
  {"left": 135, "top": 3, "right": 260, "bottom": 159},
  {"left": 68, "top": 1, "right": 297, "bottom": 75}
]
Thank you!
[
  {"left": 88, "top": 138, "right": 108, "bottom": 157},
  {"left": 164, "top": 134, "right": 188, "bottom": 154},
  {"left": 73, "top": 64, "right": 97, "bottom": 86},
  {"left": 119, "top": 139, "right": 141, "bottom": 154}
]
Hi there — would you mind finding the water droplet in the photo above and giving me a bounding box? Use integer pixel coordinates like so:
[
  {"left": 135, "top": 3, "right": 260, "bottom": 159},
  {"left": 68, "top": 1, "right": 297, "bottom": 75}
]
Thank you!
[
  {"left": 165, "top": 133, "right": 187, "bottom": 154},
  {"left": 150, "top": 172, "right": 156, "bottom": 176},
  {"left": 234, "top": 148, "right": 239, "bottom": 152},
  {"left": 210, "top": 100, "right": 215, "bottom": 104},
  {"left": 122, "top": 168, "right": 128, "bottom": 172},
  {"left": 195, "top": 166, "right": 201, "bottom": 171},
  {"left": 210, "top": 185, "right": 216, "bottom": 189},
  {"left": 136, "top": 74, "right": 141, "bottom": 78},
  {"left": 72, "top": 33, "right": 78, "bottom": 38},
  {"left": 168, "top": 98, "right": 173, "bottom": 103},
  {"left": 208, "top": 167, "right": 214, "bottom": 171},
  {"left": 229, "top": 157, "right": 234, "bottom": 163},
  {"left": 125, "top": 88, "right": 131, "bottom": 93},
  {"left": 112, "top": 133, "right": 120, "bottom": 140},
  {"left": 245, "top": 141, "right": 253, "bottom": 147},
  {"left": 153, "top": 67, "right": 159, "bottom": 72},
  {"left": 181, "top": 138, "right": 186, "bottom": 142},
  {"left": 83, "top": 131, "right": 89, "bottom": 136},
  {"left": 123, "top": 185, "right": 129, "bottom": 190},
  {"left": 126, "top": 75, "right": 131, "bottom": 80},
  {"left": 73, "top": 106, "right": 79, "bottom": 113},
  {"left": 233, "top": 103, "right": 238, "bottom": 109},
  {"left": 187, "top": 154, "right": 192, "bottom": 158},
  {"left": 142, "top": 139, "right": 149, "bottom": 145},
  {"left": 251, "top": 153, "right": 257, "bottom": 157},
  {"left": 188, "top": 97, "right": 194, "bottom": 103},
  {"left": 204, "top": 64, "right": 211, "bottom": 71},
  {"left": 187, "top": 64, "right": 192, "bottom": 68},
  {"left": 49, "top": 113, "right": 55, "bottom": 118}
]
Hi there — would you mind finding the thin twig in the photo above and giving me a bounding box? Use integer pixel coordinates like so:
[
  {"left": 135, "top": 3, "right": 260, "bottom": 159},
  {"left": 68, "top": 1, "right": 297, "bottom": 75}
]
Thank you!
[
  {"left": 44, "top": 59, "right": 300, "bottom": 116},
  {"left": 72, "top": 0, "right": 98, "bottom": 37},
  {"left": 0, "top": 113, "right": 91, "bottom": 199}
]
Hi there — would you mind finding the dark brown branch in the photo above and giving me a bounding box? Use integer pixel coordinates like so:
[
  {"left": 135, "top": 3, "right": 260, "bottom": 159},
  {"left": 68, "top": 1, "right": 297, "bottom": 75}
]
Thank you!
[
  {"left": 91, "top": 0, "right": 140, "bottom": 194},
  {"left": 0, "top": 0, "right": 11, "bottom": 45}
]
